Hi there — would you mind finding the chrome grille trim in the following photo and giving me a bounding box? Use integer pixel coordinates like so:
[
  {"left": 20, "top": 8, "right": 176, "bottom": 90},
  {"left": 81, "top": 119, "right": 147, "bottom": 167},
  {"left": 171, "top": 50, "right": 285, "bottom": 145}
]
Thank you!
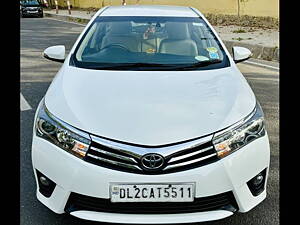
[
  {"left": 90, "top": 147, "right": 138, "bottom": 164},
  {"left": 87, "top": 154, "right": 142, "bottom": 171},
  {"left": 164, "top": 153, "right": 217, "bottom": 171},
  {"left": 168, "top": 146, "right": 214, "bottom": 163},
  {"left": 90, "top": 135, "right": 213, "bottom": 157},
  {"left": 85, "top": 134, "right": 218, "bottom": 174}
]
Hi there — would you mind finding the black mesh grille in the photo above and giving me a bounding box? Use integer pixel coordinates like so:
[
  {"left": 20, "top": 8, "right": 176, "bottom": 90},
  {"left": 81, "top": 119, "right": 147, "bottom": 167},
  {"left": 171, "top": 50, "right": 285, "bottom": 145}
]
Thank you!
[{"left": 65, "top": 191, "right": 238, "bottom": 214}]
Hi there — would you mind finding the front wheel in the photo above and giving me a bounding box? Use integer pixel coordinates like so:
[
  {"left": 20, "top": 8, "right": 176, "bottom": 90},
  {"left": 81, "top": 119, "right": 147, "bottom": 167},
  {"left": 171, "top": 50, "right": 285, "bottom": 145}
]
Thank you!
[{"left": 39, "top": 13, "right": 44, "bottom": 18}]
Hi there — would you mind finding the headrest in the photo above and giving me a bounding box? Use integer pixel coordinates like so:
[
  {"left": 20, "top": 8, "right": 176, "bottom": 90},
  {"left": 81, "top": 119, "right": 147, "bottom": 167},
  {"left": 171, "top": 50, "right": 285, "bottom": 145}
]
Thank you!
[
  {"left": 165, "top": 22, "right": 190, "bottom": 40},
  {"left": 107, "top": 21, "right": 132, "bottom": 35}
]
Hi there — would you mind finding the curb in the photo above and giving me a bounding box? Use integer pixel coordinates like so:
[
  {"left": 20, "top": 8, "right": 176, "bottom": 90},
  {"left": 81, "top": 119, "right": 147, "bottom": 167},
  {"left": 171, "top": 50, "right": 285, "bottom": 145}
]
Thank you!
[
  {"left": 44, "top": 12, "right": 279, "bottom": 62},
  {"left": 44, "top": 12, "right": 90, "bottom": 24}
]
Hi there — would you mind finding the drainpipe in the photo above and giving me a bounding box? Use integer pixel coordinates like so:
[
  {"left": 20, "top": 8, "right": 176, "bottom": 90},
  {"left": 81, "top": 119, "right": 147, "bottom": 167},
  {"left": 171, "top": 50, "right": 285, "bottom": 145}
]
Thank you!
[{"left": 237, "top": 0, "right": 240, "bottom": 17}]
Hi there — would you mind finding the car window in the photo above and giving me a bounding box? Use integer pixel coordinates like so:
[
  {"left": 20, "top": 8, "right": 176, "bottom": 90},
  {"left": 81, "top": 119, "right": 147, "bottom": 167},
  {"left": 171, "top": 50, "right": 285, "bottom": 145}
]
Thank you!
[
  {"left": 73, "top": 16, "right": 230, "bottom": 71},
  {"left": 21, "top": 0, "right": 40, "bottom": 6}
]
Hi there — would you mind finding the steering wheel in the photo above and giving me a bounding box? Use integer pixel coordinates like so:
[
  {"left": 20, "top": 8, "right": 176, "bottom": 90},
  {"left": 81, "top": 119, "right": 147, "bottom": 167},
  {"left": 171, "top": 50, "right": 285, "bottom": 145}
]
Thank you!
[{"left": 99, "top": 44, "right": 130, "bottom": 52}]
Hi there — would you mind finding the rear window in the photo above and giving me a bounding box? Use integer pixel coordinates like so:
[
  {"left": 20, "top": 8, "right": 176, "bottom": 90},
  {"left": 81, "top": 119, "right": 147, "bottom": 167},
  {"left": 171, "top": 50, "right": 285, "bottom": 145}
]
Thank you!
[{"left": 21, "top": 0, "right": 40, "bottom": 6}]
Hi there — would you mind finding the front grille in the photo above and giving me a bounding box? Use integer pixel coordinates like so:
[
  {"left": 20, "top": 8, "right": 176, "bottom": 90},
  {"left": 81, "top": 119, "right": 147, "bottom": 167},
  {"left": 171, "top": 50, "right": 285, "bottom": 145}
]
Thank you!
[
  {"left": 84, "top": 135, "right": 219, "bottom": 174},
  {"left": 65, "top": 191, "right": 238, "bottom": 214},
  {"left": 86, "top": 145, "right": 142, "bottom": 172},
  {"left": 25, "top": 7, "right": 37, "bottom": 11},
  {"left": 164, "top": 142, "right": 218, "bottom": 173}
]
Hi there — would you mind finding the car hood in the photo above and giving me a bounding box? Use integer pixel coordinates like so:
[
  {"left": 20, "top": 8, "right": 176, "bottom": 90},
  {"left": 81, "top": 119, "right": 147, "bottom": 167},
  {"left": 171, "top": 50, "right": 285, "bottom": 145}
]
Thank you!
[{"left": 45, "top": 65, "right": 256, "bottom": 146}]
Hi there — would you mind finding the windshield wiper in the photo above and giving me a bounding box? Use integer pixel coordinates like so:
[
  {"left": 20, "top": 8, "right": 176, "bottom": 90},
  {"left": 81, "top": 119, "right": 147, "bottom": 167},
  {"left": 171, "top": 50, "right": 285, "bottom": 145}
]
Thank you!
[
  {"left": 76, "top": 60, "right": 223, "bottom": 71},
  {"left": 170, "top": 59, "right": 223, "bottom": 70},
  {"left": 84, "top": 63, "right": 175, "bottom": 70}
]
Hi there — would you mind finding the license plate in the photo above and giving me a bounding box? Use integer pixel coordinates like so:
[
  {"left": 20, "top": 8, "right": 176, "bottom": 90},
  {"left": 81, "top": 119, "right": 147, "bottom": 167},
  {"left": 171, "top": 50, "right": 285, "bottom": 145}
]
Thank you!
[
  {"left": 28, "top": 11, "right": 38, "bottom": 13},
  {"left": 110, "top": 183, "right": 195, "bottom": 202}
]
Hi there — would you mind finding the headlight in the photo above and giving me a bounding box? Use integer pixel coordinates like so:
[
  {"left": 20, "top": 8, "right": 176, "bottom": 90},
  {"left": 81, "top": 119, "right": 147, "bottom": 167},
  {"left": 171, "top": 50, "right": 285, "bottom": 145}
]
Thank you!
[
  {"left": 213, "top": 102, "right": 266, "bottom": 159},
  {"left": 35, "top": 100, "right": 91, "bottom": 159}
]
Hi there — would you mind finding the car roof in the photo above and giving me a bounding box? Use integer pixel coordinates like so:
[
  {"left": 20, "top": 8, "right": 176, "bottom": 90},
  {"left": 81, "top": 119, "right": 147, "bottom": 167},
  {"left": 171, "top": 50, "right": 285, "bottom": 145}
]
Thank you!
[{"left": 100, "top": 5, "right": 199, "bottom": 17}]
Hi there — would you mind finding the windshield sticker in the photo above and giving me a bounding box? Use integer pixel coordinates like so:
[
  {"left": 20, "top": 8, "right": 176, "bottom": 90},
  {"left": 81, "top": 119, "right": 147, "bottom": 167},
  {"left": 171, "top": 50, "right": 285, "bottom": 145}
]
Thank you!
[
  {"left": 206, "top": 47, "right": 218, "bottom": 53},
  {"left": 209, "top": 52, "right": 219, "bottom": 59},
  {"left": 146, "top": 48, "right": 156, "bottom": 54},
  {"left": 195, "top": 56, "right": 209, "bottom": 61}
]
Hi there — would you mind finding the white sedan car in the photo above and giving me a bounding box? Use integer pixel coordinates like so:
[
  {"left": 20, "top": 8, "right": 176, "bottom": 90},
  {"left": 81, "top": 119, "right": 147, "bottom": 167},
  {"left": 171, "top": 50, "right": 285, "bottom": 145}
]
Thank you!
[{"left": 32, "top": 5, "right": 270, "bottom": 224}]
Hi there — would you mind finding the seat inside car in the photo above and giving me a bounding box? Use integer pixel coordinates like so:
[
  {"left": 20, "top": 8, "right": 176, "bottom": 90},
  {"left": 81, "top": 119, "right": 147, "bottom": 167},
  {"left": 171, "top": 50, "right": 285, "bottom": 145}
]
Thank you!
[
  {"left": 159, "top": 22, "right": 198, "bottom": 56},
  {"left": 101, "top": 22, "right": 140, "bottom": 52}
]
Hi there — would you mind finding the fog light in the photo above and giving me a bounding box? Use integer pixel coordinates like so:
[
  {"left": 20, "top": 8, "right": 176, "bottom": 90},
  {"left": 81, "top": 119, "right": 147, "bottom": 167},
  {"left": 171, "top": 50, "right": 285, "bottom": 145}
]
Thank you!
[
  {"left": 36, "top": 170, "right": 56, "bottom": 198},
  {"left": 39, "top": 176, "right": 50, "bottom": 186},
  {"left": 253, "top": 174, "right": 264, "bottom": 186},
  {"left": 247, "top": 168, "right": 267, "bottom": 196}
]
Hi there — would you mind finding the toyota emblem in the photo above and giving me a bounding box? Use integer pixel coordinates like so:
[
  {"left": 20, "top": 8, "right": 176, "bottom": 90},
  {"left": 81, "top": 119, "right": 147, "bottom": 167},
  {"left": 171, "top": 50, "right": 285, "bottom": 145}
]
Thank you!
[{"left": 141, "top": 153, "right": 165, "bottom": 171}]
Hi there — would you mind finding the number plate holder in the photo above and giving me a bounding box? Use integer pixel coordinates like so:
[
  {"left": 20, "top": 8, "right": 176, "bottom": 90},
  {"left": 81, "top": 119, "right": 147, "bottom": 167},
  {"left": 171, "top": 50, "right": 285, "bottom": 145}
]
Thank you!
[{"left": 110, "top": 183, "right": 195, "bottom": 203}]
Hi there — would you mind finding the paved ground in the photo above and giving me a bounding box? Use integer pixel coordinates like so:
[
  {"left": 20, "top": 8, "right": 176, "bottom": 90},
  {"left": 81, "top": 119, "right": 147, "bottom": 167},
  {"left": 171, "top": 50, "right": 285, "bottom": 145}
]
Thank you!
[
  {"left": 20, "top": 17, "right": 279, "bottom": 225},
  {"left": 215, "top": 25, "right": 279, "bottom": 48}
]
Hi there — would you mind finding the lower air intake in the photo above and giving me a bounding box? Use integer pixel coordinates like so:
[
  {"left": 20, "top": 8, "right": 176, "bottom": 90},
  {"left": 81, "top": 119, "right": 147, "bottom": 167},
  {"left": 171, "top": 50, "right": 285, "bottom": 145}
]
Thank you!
[{"left": 65, "top": 191, "right": 238, "bottom": 214}]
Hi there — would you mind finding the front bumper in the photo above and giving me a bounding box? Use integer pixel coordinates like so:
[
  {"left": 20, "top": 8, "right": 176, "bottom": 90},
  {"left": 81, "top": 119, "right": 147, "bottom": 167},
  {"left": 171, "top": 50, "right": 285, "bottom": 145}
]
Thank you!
[
  {"left": 22, "top": 10, "right": 43, "bottom": 16},
  {"left": 32, "top": 128, "right": 270, "bottom": 223}
]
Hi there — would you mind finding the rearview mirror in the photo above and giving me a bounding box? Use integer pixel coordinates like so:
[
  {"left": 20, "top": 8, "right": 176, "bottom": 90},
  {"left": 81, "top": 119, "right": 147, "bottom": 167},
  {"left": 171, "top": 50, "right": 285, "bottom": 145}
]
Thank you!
[
  {"left": 43, "top": 45, "right": 65, "bottom": 63},
  {"left": 232, "top": 47, "right": 252, "bottom": 63}
]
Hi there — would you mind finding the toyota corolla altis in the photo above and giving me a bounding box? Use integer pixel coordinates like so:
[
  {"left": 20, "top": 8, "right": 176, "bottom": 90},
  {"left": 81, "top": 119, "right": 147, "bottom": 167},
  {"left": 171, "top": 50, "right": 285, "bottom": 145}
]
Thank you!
[{"left": 32, "top": 5, "right": 270, "bottom": 224}]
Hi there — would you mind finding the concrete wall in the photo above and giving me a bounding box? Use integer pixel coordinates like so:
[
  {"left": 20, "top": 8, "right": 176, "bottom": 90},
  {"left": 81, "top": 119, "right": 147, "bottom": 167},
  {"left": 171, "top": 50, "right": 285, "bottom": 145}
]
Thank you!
[
  {"left": 58, "top": 0, "right": 279, "bottom": 18},
  {"left": 58, "top": 0, "right": 103, "bottom": 8},
  {"left": 239, "top": 0, "right": 278, "bottom": 18}
]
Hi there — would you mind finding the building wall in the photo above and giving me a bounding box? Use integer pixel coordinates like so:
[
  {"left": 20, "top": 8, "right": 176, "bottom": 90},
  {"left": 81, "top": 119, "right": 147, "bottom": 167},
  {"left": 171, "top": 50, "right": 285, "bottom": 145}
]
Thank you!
[
  {"left": 58, "top": 0, "right": 279, "bottom": 18},
  {"left": 57, "top": 0, "right": 103, "bottom": 8},
  {"left": 239, "top": 0, "right": 278, "bottom": 18}
]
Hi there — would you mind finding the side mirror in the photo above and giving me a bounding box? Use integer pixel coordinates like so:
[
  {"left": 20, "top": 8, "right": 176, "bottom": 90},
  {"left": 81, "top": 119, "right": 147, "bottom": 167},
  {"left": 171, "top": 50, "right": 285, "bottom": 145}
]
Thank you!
[
  {"left": 43, "top": 45, "right": 65, "bottom": 63},
  {"left": 232, "top": 47, "right": 252, "bottom": 63}
]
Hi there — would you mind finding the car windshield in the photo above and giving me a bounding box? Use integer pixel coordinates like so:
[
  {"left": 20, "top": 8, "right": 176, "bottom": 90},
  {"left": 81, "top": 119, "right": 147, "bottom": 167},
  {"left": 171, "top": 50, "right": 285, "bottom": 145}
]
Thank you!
[
  {"left": 72, "top": 16, "right": 230, "bottom": 71},
  {"left": 21, "top": 0, "right": 40, "bottom": 6}
]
